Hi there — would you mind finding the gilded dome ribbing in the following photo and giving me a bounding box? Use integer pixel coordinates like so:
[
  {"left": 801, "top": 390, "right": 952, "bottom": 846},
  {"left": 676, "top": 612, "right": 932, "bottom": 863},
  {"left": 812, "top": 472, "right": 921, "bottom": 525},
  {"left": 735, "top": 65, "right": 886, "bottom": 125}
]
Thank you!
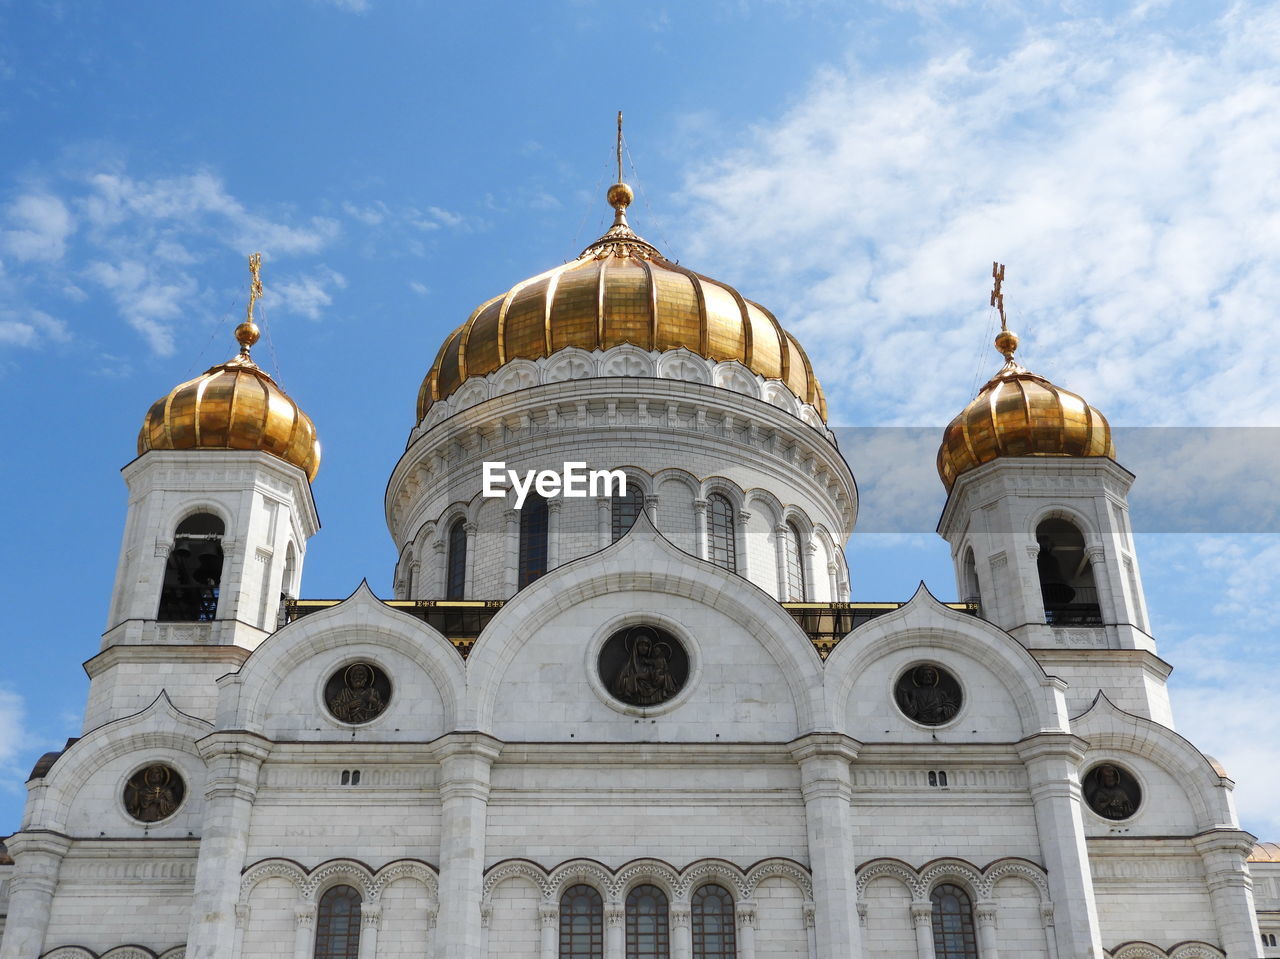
[
  {"left": 937, "top": 330, "right": 1114, "bottom": 491},
  {"left": 417, "top": 185, "right": 827, "bottom": 422},
  {"left": 138, "top": 256, "right": 321, "bottom": 481}
]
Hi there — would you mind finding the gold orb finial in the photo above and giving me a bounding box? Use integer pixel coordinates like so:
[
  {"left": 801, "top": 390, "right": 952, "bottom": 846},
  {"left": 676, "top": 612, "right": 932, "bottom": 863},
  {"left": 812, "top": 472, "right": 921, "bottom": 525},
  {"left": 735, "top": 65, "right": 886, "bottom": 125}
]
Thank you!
[
  {"left": 235, "top": 319, "right": 261, "bottom": 352},
  {"left": 995, "top": 328, "right": 1019, "bottom": 360},
  {"left": 607, "top": 181, "right": 634, "bottom": 211}
]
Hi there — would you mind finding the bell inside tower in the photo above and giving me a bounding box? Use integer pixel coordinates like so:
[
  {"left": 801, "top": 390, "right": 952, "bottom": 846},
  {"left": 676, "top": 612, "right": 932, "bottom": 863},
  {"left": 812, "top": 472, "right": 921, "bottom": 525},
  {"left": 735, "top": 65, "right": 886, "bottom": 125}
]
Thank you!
[
  {"left": 158, "top": 513, "right": 225, "bottom": 622},
  {"left": 1035, "top": 518, "right": 1101, "bottom": 626}
]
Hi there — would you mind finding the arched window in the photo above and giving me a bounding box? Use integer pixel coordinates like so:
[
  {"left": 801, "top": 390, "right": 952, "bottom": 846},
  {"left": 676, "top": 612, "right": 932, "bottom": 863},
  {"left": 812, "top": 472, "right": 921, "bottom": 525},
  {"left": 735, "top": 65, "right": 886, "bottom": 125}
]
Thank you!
[
  {"left": 1036, "top": 518, "right": 1101, "bottom": 625},
  {"left": 961, "top": 547, "right": 980, "bottom": 612},
  {"left": 612, "top": 485, "right": 644, "bottom": 542},
  {"left": 158, "top": 512, "right": 224, "bottom": 622},
  {"left": 931, "top": 883, "right": 978, "bottom": 959},
  {"left": 626, "top": 884, "right": 670, "bottom": 958},
  {"left": 706, "top": 494, "right": 737, "bottom": 572},
  {"left": 282, "top": 541, "right": 298, "bottom": 600},
  {"left": 314, "top": 884, "right": 362, "bottom": 959},
  {"left": 691, "top": 883, "right": 736, "bottom": 959},
  {"left": 446, "top": 518, "right": 467, "bottom": 600},
  {"left": 519, "top": 494, "right": 549, "bottom": 588},
  {"left": 559, "top": 883, "right": 603, "bottom": 959},
  {"left": 785, "top": 520, "right": 807, "bottom": 600}
]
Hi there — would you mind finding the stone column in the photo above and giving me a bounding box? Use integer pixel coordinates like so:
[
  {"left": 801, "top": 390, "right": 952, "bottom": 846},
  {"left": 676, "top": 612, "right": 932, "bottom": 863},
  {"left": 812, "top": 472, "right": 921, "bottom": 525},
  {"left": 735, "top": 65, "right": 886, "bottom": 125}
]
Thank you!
[
  {"left": 975, "top": 900, "right": 999, "bottom": 959},
  {"left": 736, "top": 902, "right": 757, "bottom": 959},
  {"left": 463, "top": 522, "right": 479, "bottom": 596},
  {"left": 789, "top": 733, "right": 864, "bottom": 959},
  {"left": 1192, "top": 830, "right": 1265, "bottom": 958},
  {"left": 910, "top": 901, "right": 936, "bottom": 959},
  {"left": 186, "top": 731, "right": 272, "bottom": 959},
  {"left": 433, "top": 539, "right": 448, "bottom": 597},
  {"left": 597, "top": 497, "right": 611, "bottom": 548},
  {"left": 293, "top": 903, "right": 316, "bottom": 959},
  {"left": 359, "top": 902, "right": 381, "bottom": 959},
  {"left": 1015, "top": 734, "right": 1103, "bottom": 959},
  {"left": 547, "top": 500, "right": 562, "bottom": 571},
  {"left": 234, "top": 903, "right": 250, "bottom": 958},
  {"left": 539, "top": 903, "right": 559, "bottom": 959},
  {"left": 434, "top": 734, "right": 503, "bottom": 959},
  {"left": 0, "top": 831, "right": 72, "bottom": 959},
  {"left": 504, "top": 509, "right": 519, "bottom": 595},
  {"left": 1040, "top": 902, "right": 1060, "bottom": 959},
  {"left": 670, "top": 903, "right": 691, "bottom": 959},
  {"left": 735, "top": 510, "right": 752, "bottom": 577},
  {"left": 604, "top": 902, "right": 625, "bottom": 959},
  {"left": 774, "top": 524, "right": 791, "bottom": 601},
  {"left": 645, "top": 494, "right": 660, "bottom": 527},
  {"left": 804, "top": 901, "right": 817, "bottom": 959},
  {"left": 693, "top": 499, "right": 708, "bottom": 561}
]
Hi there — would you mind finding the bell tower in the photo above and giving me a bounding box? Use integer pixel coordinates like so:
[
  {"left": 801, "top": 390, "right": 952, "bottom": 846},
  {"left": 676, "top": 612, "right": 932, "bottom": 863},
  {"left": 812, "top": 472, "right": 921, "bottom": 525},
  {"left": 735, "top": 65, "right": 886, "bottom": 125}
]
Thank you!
[{"left": 89, "top": 256, "right": 321, "bottom": 729}]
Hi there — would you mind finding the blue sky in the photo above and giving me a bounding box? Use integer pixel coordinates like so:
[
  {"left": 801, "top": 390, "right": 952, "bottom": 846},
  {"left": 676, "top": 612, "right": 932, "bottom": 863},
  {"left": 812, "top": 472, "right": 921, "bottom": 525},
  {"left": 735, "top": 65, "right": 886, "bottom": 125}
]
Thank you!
[{"left": 2, "top": 1, "right": 1278, "bottom": 838}]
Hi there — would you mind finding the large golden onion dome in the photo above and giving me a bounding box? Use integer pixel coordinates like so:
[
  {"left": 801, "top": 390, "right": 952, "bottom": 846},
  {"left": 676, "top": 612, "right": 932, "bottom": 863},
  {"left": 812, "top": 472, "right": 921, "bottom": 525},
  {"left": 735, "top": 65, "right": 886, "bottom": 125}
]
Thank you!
[
  {"left": 138, "top": 255, "right": 321, "bottom": 481},
  {"left": 937, "top": 326, "right": 1114, "bottom": 492},
  {"left": 417, "top": 182, "right": 827, "bottom": 422}
]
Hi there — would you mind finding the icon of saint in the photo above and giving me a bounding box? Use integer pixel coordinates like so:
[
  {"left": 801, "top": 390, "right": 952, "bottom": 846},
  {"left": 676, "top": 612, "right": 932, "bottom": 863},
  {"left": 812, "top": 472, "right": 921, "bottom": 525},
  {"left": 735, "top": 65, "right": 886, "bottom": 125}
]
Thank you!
[{"left": 328, "top": 662, "right": 386, "bottom": 723}]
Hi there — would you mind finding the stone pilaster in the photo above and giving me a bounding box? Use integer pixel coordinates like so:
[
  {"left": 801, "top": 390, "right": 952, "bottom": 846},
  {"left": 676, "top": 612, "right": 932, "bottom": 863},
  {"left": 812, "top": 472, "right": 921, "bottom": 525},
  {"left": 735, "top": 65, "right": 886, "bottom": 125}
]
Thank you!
[
  {"left": 736, "top": 901, "right": 758, "bottom": 959},
  {"left": 292, "top": 903, "right": 316, "bottom": 959},
  {"left": 538, "top": 903, "right": 559, "bottom": 959},
  {"left": 670, "top": 902, "right": 691, "bottom": 959},
  {"left": 186, "top": 731, "right": 272, "bottom": 959},
  {"left": 434, "top": 733, "right": 503, "bottom": 959},
  {"left": 1191, "top": 829, "right": 1265, "bottom": 957},
  {"left": 789, "top": 733, "right": 864, "bottom": 959},
  {"left": 692, "top": 499, "right": 708, "bottom": 561},
  {"left": 359, "top": 902, "right": 382, "bottom": 959},
  {"left": 0, "top": 831, "right": 72, "bottom": 959},
  {"left": 604, "top": 902, "right": 625, "bottom": 959},
  {"left": 910, "top": 900, "right": 936, "bottom": 959},
  {"left": 1016, "top": 733, "right": 1103, "bottom": 959},
  {"left": 975, "top": 900, "right": 1000, "bottom": 959}
]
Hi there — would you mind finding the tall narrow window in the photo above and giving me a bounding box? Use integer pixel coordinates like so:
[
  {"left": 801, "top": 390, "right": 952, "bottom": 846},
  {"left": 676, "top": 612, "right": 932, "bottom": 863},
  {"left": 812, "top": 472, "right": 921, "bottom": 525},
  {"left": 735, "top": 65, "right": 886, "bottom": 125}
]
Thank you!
[
  {"left": 625, "top": 884, "right": 670, "bottom": 959},
  {"left": 314, "top": 884, "right": 362, "bottom": 959},
  {"left": 1036, "top": 518, "right": 1101, "bottom": 626},
  {"left": 519, "top": 494, "right": 549, "bottom": 588},
  {"left": 691, "top": 884, "right": 736, "bottom": 959},
  {"left": 961, "top": 547, "right": 980, "bottom": 612},
  {"left": 559, "top": 884, "right": 604, "bottom": 959},
  {"left": 706, "top": 494, "right": 737, "bottom": 572},
  {"left": 446, "top": 518, "right": 467, "bottom": 600},
  {"left": 785, "top": 520, "right": 807, "bottom": 600},
  {"left": 931, "top": 883, "right": 979, "bottom": 959},
  {"left": 612, "top": 485, "right": 644, "bottom": 542},
  {"left": 158, "top": 513, "right": 225, "bottom": 622}
]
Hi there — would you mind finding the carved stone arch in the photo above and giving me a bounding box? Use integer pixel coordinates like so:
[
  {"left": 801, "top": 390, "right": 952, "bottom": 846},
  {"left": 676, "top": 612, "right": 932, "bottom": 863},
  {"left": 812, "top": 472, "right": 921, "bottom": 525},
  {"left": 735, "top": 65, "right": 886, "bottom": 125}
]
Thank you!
[
  {"left": 854, "top": 858, "right": 923, "bottom": 900},
  {"left": 651, "top": 467, "right": 699, "bottom": 497},
  {"left": 38, "top": 693, "right": 211, "bottom": 832},
  {"left": 227, "top": 582, "right": 466, "bottom": 733},
  {"left": 1111, "top": 944, "right": 1170, "bottom": 959},
  {"left": 761, "top": 382, "right": 801, "bottom": 416},
  {"left": 655, "top": 348, "right": 712, "bottom": 386},
  {"left": 918, "top": 858, "right": 984, "bottom": 899},
  {"left": 1168, "top": 943, "right": 1226, "bottom": 959},
  {"left": 743, "top": 858, "right": 814, "bottom": 901},
  {"left": 1028, "top": 503, "right": 1102, "bottom": 551},
  {"left": 371, "top": 859, "right": 439, "bottom": 900},
  {"left": 743, "top": 488, "right": 784, "bottom": 525},
  {"left": 483, "top": 858, "right": 552, "bottom": 901},
  {"left": 465, "top": 512, "right": 825, "bottom": 731},
  {"left": 543, "top": 347, "right": 596, "bottom": 383},
  {"left": 599, "top": 344, "right": 657, "bottom": 378},
  {"left": 674, "top": 858, "right": 750, "bottom": 902},
  {"left": 165, "top": 501, "right": 233, "bottom": 538},
  {"left": 1072, "top": 693, "right": 1231, "bottom": 829},
  {"left": 799, "top": 406, "right": 823, "bottom": 428},
  {"left": 779, "top": 504, "right": 816, "bottom": 540},
  {"left": 546, "top": 859, "right": 618, "bottom": 903},
  {"left": 41, "top": 949, "right": 97, "bottom": 959},
  {"left": 157, "top": 950, "right": 186, "bottom": 959},
  {"left": 492, "top": 358, "right": 540, "bottom": 396},
  {"left": 614, "top": 858, "right": 681, "bottom": 903},
  {"left": 452, "top": 377, "right": 491, "bottom": 412},
  {"left": 699, "top": 476, "right": 747, "bottom": 513},
  {"left": 239, "top": 858, "right": 310, "bottom": 903},
  {"left": 303, "top": 858, "right": 376, "bottom": 902},
  {"left": 979, "top": 857, "right": 1051, "bottom": 901},
  {"left": 610, "top": 465, "right": 654, "bottom": 498},
  {"left": 823, "top": 583, "right": 1064, "bottom": 735},
  {"left": 712, "top": 361, "right": 762, "bottom": 399},
  {"left": 100, "top": 949, "right": 159, "bottom": 959}
]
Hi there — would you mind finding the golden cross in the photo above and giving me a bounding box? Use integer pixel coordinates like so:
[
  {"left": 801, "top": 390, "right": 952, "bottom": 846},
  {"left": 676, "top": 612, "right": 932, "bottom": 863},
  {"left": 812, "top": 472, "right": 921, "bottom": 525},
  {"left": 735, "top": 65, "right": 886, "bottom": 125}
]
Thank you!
[
  {"left": 616, "top": 110, "right": 624, "bottom": 183},
  {"left": 990, "top": 261, "right": 1007, "bottom": 330},
  {"left": 247, "top": 252, "right": 263, "bottom": 323}
]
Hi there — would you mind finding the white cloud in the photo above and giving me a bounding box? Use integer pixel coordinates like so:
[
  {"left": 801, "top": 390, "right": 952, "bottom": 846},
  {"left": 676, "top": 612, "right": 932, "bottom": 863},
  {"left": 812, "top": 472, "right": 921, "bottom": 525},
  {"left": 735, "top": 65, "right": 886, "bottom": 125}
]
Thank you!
[
  {"left": 409, "top": 280, "right": 430, "bottom": 296},
  {"left": 0, "top": 688, "right": 34, "bottom": 793},
  {"left": 674, "top": 3, "right": 1280, "bottom": 429},
  {"left": 2, "top": 193, "right": 75, "bottom": 262},
  {"left": 271, "top": 267, "right": 347, "bottom": 320},
  {"left": 0, "top": 309, "right": 70, "bottom": 348}
]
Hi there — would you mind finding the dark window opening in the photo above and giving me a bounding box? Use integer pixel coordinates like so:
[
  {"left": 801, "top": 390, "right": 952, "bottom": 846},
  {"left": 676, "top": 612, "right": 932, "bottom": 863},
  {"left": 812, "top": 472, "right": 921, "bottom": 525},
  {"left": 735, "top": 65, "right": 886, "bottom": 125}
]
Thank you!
[
  {"left": 785, "top": 521, "right": 807, "bottom": 601},
  {"left": 158, "top": 513, "right": 224, "bottom": 622},
  {"left": 559, "top": 883, "right": 603, "bottom": 959},
  {"left": 931, "top": 883, "right": 978, "bottom": 959},
  {"left": 519, "top": 495, "right": 549, "bottom": 588},
  {"left": 612, "top": 486, "right": 644, "bottom": 542},
  {"left": 707, "top": 494, "right": 737, "bottom": 572},
  {"left": 1036, "top": 518, "right": 1102, "bottom": 625},
  {"left": 626, "top": 883, "right": 670, "bottom": 959},
  {"left": 314, "top": 884, "right": 361, "bottom": 959},
  {"left": 691, "top": 883, "right": 736, "bottom": 959},
  {"left": 446, "top": 518, "right": 467, "bottom": 600}
]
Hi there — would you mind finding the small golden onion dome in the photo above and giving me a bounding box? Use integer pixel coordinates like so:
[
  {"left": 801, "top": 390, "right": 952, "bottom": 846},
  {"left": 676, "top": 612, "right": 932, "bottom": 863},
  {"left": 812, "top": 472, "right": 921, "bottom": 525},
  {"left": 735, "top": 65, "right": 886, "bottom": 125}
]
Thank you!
[
  {"left": 1250, "top": 841, "right": 1280, "bottom": 862},
  {"left": 138, "top": 269, "right": 321, "bottom": 481},
  {"left": 417, "top": 183, "right": 827, "bottom": 422},
  {"left": 936, "top": 329, "right": 1114, "bottom": 492}
]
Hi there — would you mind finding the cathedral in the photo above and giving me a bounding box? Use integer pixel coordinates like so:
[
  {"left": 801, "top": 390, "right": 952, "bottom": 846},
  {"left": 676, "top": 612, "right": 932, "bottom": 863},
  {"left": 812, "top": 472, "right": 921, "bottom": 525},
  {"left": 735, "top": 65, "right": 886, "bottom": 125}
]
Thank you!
[{"left": 0, "top": 166, "right": 1277, "bottom": 959}]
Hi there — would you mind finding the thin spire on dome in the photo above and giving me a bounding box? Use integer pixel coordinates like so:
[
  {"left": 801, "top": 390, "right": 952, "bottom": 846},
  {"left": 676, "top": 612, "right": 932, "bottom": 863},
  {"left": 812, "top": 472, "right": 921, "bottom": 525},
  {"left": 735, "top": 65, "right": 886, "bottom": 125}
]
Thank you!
[
  {"left": 582, "top": 112, "right": 662, "bottom": 261},
  {"left": 987, "top": 260, "right": 1027, "bottom": 378},
  {"left": 233, "top": 252, "right": 264, "bottom": 361}
]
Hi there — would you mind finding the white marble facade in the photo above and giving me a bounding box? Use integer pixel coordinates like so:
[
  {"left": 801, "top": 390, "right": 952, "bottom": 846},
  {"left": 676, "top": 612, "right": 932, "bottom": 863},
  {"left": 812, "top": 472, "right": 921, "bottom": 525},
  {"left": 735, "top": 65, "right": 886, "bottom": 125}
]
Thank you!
[{"left": 0, "top": 331, "right": 1272, "bottom": 959}]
